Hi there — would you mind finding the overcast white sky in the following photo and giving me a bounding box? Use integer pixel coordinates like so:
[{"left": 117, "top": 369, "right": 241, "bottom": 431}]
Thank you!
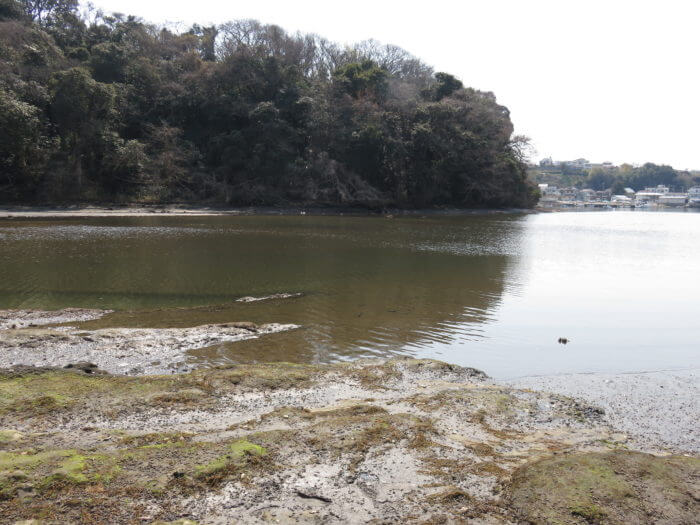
[{"left": 86, "top": 0, "right": 700, "bottom": 169}]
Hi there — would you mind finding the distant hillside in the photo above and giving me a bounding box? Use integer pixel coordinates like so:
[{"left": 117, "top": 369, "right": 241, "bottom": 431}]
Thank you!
[
  {"left": 529, "top": 162, "right": 699, "bottom": 193},
  {"left": 0, "top": 1, "right": 538, "bottom": 208}
]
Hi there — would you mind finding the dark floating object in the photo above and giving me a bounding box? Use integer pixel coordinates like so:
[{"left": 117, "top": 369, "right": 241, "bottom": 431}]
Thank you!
[
  {"left": 63, "top": 361, "right": 108, "bottom": 374},
  {"left": 296, "top": 489, "right": 332, "bottom": 503},
  {"left": 558, "top": 337, "right": 570, "bottom": 345}
]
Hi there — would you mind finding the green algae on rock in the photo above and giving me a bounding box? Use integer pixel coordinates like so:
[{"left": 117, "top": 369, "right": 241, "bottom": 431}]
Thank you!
[
  {"left": 508, "top": 450, "right": 700, "bottom": 525},
  {"left": 0, "top": 359, "right": 696, "bottom": 524}
]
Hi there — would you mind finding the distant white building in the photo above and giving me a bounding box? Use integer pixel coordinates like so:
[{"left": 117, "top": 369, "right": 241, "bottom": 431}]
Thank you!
[
  {"left": 580, "top": 189, "right": 596, "bottom": 202},
  {"left": 612, "top": 195, "right": 632, "bottom": 203},
  {"left": 538, "top": 184, "right": 561, "bottom": 203},
  {"left": 560, "top": 158, "right": 591, "bottom": 169},
  {"left": 596, "top": 189, "right": 612, "bottom": 201},
  {"left": 658, "top": 194, "right": 687, "bottom": 206},
  {"left": 560, "top": 187, "right": 578, "bottom": 200},
  {"left": 635, "top": 185, "right": 670, "bottom": 203},
  {"left": 688, "top": 187, "right": 700, "bottom": 207}
]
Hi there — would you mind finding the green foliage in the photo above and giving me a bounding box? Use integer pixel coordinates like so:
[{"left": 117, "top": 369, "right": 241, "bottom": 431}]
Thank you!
[
  {"left": 334, "top": 59, "right": 388, "bottom": 100},
  {"left": 19, "top": 0, "right": 77, "bottom": 25},
  {"left": 0, "top": 11, "right": 537, "bottom": 208},
  {"left": 49, "top": 67, "right": 114, "bottom": 135},
  {"left": 533, "top": 161, "right": 697, "bottom": 193},
  {"left": 0, "top": 87, "right": 51, "bottom": 198},
  {"left": 0, "top": 0, "right": 24, "bottom": 21},
  {"left": 587, "top": 163, "right": 696, "bottom": 192},
  {"left": 431, "top": 72, "right": 463, "bottom": 101},
  {"left": 587, "top": 167, "right": 615, "bottom": 191}
]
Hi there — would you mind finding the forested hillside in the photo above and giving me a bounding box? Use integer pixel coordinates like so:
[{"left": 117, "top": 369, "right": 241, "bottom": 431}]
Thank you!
[
  {"left": 532, "top": 162, "right": 698, "bottom": 193},
  {"left": 0, "top": 0, "right": 538, "bottom": 208}
]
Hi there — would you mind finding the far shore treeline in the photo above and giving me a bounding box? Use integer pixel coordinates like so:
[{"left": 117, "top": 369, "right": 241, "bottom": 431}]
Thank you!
[
  {"left": 532, "top": 162, "right": 699, "bottom": 194},
  {"left": 0, "top": 0, "right": 539, "bottom": 208}
]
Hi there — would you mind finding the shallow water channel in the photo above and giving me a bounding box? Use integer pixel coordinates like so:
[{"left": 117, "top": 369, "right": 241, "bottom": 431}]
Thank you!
[{"left": 1, "top": 210, "right": 698, "bottom": 378}]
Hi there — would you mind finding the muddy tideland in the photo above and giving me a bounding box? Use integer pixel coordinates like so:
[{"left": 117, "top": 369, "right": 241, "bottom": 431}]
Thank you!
[{"left": 0, "top": 310, "right": 698, "bottom": 524}]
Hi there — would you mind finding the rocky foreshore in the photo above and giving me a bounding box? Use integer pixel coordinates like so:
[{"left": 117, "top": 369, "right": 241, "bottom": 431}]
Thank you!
[
  {"left": 0, "top": 311, "right": 698, "bottom": 524},
  {"left": 0, "top": 308, "right": 298, "bottom": 375},
  {"left": 0, "top": 308, "right": 112, "bottom": 331},
  {"left": 505, "top": 369, "right": 699, "bottom": 455},
  {"left": 0, "top": 323, "right": 297, "bottom": 376}
]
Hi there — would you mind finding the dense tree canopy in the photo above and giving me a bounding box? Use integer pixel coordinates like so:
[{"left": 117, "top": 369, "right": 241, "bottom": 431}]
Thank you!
[{"left": 0, "top": 0, "right": 538, "bottom": 207}]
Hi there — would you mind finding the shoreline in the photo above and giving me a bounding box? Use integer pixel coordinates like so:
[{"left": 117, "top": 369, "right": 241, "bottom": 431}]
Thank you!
[
  {"left": 1, "top": 308, "right": 697, "bottom": 454},
  {"left": 0, "top": 308, "right": 298, "bottom": 375},
  {"left": 0, "top": 204, "right": 535, "bottom": 219},
  {"left": 503, "top": 369, "right": 699, "bottom": 454},
  {"left": 0, "top": 309, "right": 697, "bottom": 523}
]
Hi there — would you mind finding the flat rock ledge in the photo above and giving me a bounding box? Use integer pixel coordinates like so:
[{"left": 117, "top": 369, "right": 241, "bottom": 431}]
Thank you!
[
  {"left": 0, "top": 313, "right": 298, "bottom": 375},
  {"left": 0, "top": 308, "right": 112, "bottom": 331},
  {"left": 0, "top": 358, "right": 697, "bottom": 524}
]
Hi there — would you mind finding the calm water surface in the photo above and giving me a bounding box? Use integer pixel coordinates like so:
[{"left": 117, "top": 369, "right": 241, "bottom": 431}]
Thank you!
[{"left": 1, "top": 211, "right": 698, "bottom": 378}]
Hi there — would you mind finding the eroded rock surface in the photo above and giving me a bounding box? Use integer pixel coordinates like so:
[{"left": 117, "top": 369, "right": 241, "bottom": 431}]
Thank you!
[
  {"left": 0, "top": 322, "right": 297, "bottom": 375},
  {"left": 0, "top": 308, "right": 111, "bottom": 330},
  {"left": 1, "top": 359, "right": 695, "bottom": 524}
]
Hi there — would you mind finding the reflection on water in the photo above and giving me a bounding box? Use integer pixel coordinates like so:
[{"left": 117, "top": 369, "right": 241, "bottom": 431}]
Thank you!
[{"left": 1, "top": 212, "right": 698, "bottom": 378}]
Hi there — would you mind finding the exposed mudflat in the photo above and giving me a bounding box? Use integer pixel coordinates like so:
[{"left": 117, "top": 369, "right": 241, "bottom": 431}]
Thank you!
[
  {"left": 0, "top": 312, "right": 297, "bottom": 375},
  {"left": 505, "top": 369, "right": 700, "bottom": 454},
  {"left": 0, "top": 308, "right": 112, "bottom": 330},
  {"left": 0, "top": 358, "right": 697, "bottom": 524}
]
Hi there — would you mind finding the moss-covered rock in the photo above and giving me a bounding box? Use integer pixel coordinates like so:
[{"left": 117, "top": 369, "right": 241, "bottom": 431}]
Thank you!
[
  {"left": 507, "top": 450, "right": 700, "bottom": 524},
  {"left": 0, "top": 360, "right": 695, "bottom": 524},
  {"left": 195, "top": 439, "right": 267, "bottom": 481}
]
